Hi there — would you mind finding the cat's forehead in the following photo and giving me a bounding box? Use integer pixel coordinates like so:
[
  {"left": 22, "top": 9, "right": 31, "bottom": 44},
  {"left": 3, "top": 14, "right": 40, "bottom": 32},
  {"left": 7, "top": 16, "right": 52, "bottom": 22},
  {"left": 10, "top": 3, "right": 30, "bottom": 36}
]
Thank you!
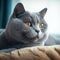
[
  {"left": 30, "top": 13, "right": 41, "bottom": 23},
  {"left": 19, "top": 11, "right": 43, "bottom": 24}
]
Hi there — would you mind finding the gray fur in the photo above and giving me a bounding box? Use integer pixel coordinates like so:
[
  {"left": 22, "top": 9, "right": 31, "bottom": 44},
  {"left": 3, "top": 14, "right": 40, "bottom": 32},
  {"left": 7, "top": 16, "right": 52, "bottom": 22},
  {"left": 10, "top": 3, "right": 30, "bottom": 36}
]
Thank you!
[{"left": 0, "top": 3, "right": 48, "bottom": 50}]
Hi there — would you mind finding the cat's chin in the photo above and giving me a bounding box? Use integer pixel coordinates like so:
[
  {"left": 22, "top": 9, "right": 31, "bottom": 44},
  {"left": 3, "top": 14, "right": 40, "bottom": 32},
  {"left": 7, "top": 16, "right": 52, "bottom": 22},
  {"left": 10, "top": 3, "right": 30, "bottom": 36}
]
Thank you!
[
  {"left": 22, "top": 31, "right": 47, "bottom": 43},
  {"left": 26, "top": 34, "right": 46, "bottom": 42},
  {"left": 25, "top": 35, "right": 38, "bottom": 42},
  {"left": 34, "top": 34, "right": 47, "bottom": 42}
]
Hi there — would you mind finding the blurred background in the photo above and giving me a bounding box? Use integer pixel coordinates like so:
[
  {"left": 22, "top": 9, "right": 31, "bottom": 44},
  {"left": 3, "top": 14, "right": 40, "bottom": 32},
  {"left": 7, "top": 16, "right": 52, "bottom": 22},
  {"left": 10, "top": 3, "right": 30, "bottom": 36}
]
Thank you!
[
  {"left": 0, "top": 0, "right": 60, "bottom": 34},
  {"left": 0, "top": 0, "right": 60, "bottom": 40},
  {"left": 0, "top": 0, "right": 12, "bottom": 28}
]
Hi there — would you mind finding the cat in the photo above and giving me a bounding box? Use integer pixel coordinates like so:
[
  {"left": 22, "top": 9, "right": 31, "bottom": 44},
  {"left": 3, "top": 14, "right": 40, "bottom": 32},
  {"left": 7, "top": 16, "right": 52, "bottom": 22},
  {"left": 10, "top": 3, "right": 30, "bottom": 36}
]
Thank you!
[{"left": 0, "top": 3, "right": 48, "bottom": 50}]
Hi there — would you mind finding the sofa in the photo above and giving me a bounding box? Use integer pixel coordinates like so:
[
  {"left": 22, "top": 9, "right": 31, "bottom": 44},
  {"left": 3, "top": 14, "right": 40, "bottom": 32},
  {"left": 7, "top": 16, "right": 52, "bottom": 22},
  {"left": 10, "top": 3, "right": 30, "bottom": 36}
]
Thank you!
[{"left": 0, "top": 45, "right": 60, "bottom": 60}]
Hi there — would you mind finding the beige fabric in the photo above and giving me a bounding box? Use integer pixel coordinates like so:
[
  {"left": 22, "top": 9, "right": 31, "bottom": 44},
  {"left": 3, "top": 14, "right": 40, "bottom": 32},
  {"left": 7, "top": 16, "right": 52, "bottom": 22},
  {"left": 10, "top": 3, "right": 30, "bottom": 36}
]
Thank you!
[{"left": 0, "top": 45, "right": 60, "bottom": 60}]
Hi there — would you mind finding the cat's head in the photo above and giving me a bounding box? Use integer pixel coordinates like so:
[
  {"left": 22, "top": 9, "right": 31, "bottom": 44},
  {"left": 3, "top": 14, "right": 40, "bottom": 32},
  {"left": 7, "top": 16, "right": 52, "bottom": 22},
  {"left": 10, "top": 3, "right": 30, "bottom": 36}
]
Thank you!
[{"left": 7, "top": 3, "right": 48, "bottom": 44}]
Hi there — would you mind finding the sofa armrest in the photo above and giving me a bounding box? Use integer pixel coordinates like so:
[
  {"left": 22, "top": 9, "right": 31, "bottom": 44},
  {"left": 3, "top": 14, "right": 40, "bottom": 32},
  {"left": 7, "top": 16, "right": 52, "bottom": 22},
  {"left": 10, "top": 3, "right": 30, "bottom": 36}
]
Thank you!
[{"left": 0, "top": 45, "right": 60, "bottom": 60}]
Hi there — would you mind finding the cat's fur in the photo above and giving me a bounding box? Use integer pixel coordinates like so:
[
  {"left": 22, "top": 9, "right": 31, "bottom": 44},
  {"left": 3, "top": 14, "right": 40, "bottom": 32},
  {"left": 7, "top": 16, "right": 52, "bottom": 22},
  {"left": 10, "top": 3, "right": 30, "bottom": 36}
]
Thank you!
[{"left": 0, "top": 3, "right": 48, "bottom": 50}]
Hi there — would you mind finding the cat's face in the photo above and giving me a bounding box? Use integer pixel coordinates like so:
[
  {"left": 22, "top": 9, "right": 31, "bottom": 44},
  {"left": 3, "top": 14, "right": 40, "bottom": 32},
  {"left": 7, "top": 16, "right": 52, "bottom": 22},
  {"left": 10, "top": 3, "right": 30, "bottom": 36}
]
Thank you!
[{"left": 7, "top": 3, "right": 48, "bottom": 44}]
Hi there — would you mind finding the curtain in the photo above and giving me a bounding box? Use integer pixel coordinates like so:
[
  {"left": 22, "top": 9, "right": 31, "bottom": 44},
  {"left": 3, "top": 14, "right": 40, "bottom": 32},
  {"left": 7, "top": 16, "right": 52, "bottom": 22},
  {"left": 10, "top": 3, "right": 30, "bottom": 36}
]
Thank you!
[{"left": 0, "top": 0, "right": 12, "bottom": 28}]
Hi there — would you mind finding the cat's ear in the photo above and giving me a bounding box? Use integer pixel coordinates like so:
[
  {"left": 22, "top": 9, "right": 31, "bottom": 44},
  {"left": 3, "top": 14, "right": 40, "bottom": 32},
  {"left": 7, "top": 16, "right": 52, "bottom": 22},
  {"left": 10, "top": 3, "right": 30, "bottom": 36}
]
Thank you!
[
  {"left": 12, "top": 3, "right": 25, "bottom": 18},
  {"left": 39, "top": 8, "right": 47, "bottom": 18}
]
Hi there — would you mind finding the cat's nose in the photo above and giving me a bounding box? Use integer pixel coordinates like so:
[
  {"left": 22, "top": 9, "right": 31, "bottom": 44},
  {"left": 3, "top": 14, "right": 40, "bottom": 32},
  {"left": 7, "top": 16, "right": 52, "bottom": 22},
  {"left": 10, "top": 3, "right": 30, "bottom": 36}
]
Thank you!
[{"left": 35, "top": 30, "right": 39, "bottom": 33}]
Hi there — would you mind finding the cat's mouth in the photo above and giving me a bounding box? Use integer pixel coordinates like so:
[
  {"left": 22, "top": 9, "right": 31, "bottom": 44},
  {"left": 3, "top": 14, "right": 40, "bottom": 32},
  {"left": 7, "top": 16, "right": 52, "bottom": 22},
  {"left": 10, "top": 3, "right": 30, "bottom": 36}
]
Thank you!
[
  {"left": 22, "top": 34, "right": 38, "bottom": 42},
  {"left": 22, "top": 33, "right": 46, "bottom": 42}
]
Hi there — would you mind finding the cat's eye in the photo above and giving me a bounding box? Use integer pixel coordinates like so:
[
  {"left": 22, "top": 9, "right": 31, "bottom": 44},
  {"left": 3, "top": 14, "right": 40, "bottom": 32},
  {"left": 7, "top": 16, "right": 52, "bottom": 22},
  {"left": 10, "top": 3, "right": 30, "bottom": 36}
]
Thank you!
[
  {"left": 25, "top": 22, "right": 31, "bottom": 27},
  {"left": 39, "top": 23, "right": 44, "bottom": 28}
]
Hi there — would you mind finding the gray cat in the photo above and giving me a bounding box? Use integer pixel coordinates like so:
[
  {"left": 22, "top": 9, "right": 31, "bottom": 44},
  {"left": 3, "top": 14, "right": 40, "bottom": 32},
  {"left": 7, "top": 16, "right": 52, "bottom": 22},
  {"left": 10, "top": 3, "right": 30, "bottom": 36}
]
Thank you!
[{"left": 0, "top": 3, "right": 48, "bottom": 50}]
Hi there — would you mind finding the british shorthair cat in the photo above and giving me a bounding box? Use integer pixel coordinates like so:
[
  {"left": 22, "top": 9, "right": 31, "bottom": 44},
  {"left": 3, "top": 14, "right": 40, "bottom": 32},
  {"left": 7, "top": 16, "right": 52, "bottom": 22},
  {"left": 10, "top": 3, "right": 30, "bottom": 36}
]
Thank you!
[{"left": 0, "top": 3, "right": 48, "bottom": 50}]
